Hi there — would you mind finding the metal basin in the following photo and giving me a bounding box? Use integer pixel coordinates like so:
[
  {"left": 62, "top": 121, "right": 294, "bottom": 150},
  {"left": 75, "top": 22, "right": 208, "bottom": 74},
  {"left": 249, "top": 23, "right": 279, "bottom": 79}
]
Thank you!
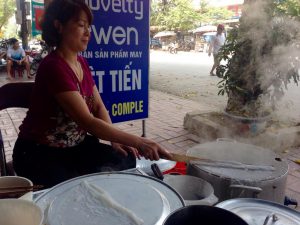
[{"left": 186, "top": 139, "right": 288, "bottom": 203}]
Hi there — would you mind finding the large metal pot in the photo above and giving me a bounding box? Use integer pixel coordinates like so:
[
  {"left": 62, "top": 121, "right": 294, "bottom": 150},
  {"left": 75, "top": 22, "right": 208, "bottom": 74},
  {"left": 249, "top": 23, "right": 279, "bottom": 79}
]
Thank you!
[
  {"left": 163, "top": 205, "right": 249, "bottom": 225},
  {"left": 35, "top": 172, "right": 185, "bottom": 225},
  {"left": 216, "top": 198, "right": 300, "bottom": 225},
  {"left": 186, "top": 139, "right": 289, "bottom": 203}
]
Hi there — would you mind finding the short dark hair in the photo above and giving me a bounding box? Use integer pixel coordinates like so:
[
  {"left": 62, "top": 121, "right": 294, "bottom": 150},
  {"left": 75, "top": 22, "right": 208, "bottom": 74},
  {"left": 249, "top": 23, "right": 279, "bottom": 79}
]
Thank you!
[
  {"left": 9, "top": 38, "right": 18, "bottom": 45},
  {"left": 41, "top": 0, "right": 93, "bottom": 47}
]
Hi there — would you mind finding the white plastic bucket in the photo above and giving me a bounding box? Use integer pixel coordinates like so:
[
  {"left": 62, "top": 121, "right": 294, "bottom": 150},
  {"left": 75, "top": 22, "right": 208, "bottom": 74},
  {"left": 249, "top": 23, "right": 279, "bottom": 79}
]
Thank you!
[
  {"left": 0, "top": 199, "right": 43, "bottom": 225},
  {"left": 163, "top": 174, "right": 218, "bottom": 206}
]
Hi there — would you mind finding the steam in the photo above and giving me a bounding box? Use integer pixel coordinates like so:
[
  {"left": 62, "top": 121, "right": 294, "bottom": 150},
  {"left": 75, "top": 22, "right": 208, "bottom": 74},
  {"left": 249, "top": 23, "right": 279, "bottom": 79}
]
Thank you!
[{"left": 238, "top": 0, "right": 300, "bottom": 120}]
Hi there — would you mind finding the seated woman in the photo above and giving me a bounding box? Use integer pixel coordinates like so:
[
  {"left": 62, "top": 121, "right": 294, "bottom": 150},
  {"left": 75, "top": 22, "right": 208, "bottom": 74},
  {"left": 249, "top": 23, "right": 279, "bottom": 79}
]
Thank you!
[
  {"left": 13, "top": 0, "right": 172, "bottom": 188},
  {"left": 6, "top": 38, "right": 32, "bottom": 79}
]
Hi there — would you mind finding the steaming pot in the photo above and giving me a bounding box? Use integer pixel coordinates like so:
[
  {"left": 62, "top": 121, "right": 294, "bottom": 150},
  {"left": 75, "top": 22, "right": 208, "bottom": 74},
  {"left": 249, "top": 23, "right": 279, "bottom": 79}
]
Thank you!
[{"left": 186, "top": 139, "right": 288, "bottom": 204}]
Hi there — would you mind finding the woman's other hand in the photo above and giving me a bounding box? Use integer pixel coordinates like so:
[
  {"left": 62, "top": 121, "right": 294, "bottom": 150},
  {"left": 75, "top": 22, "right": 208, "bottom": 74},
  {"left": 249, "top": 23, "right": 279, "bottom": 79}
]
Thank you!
[
  {"left": 111, "top": 142, "right": 140, "bottom": 159},
  {"left": 137, "top": 137, "right": 172, "bottom": 161}
]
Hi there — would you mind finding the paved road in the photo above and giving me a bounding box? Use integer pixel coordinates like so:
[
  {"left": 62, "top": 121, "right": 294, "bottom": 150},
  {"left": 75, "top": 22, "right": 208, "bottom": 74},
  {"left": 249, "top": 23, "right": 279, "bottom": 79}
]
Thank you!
[
  {"left": 150, "top": 51, "right": 225, "bottom": 108},
  {"left": 149, "top": 50, "right": 300, "bottom": 124}
]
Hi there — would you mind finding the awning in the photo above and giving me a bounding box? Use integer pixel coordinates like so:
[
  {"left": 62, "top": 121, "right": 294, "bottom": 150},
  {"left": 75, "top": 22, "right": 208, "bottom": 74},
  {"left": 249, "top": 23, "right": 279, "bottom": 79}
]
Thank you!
[
  {"left": 153, "top": 31, "right": 176, "bottom": 38},
  {"left": 202, "top": 32, "right": 217, "bottom": 36},
  {"left": 193, "top": 25, "right": 217, "bottom": 34}
]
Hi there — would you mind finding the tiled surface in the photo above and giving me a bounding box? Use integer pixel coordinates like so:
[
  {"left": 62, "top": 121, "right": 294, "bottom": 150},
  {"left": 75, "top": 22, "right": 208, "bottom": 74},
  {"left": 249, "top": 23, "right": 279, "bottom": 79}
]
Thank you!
[{"left": 0, "top": 77, "right": 299, "bottom": 211}]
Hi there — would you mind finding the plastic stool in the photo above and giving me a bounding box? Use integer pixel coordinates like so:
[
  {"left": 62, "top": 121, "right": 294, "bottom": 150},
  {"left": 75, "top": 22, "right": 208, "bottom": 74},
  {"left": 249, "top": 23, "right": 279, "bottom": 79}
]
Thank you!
[{"left": 11, "top": 64, "right": 25, "bottom": 78}]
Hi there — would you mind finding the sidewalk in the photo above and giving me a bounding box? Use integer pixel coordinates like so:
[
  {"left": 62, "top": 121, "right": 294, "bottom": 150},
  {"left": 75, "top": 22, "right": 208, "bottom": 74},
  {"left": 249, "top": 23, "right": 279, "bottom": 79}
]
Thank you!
[{"left": 0, "top": 74, "right": 299, "bottom": 210}]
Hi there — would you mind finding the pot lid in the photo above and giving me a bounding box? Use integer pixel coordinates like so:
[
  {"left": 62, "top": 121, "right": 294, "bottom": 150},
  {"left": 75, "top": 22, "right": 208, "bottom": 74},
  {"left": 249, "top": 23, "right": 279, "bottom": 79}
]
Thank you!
[
  {"left": 136, "top": 157, "right": 176, "bottom": 175},
  {"left": 216, "top": 198, "right": 300, "bottom": 225},
  {"left": 35, "top": 172, "right": 184, "bottom": 225},
  {"left": 186, "top": 140, "right": 288, "bottom": 181}
]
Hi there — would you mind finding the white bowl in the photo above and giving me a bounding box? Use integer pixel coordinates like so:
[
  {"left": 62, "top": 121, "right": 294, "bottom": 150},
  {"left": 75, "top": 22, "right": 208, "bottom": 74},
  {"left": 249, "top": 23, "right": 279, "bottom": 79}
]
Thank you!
[
  {"left": 0, "top": 199, "right": 43, "bottom": 225},
  {"left": 0, "top": 176, "right": 33, "bottom": 200}
]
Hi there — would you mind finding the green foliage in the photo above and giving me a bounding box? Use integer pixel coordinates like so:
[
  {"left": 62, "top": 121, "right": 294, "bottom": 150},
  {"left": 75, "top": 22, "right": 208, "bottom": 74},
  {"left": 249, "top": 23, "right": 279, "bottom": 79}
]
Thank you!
[
  {"left": 150, "top": 0, "right": 234, "bottom": 31},
  {"left": 275, "top": 0, "right": 300, "bottom": 18},
  {"left": 0, "top": 0, "right": 15, "bottom": 33},
  {"left": 151, "top": 0, "right": 201, "bottom": 31},
  {"left": 217, "top": 29, "right": 264, "bottom": 100},
  {"left": 202, "top": 7, "right": 234, "bottom": 24}
]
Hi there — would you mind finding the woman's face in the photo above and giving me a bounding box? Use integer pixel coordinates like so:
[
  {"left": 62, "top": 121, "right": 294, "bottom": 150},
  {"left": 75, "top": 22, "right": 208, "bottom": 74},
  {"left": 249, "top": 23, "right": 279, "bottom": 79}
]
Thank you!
[{"left": 59, "top": 10, "right": 90, "bottom": 52}]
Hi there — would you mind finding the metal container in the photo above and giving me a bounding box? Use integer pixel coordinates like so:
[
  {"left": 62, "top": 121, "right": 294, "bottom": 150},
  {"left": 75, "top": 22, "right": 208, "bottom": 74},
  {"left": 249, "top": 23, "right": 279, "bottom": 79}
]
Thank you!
[
  {"left": 216, "top": 198, "right": 300, "bottom": 225},
  {"left": 186, "top": 139, "right": 289, "bottom": 203},
  {"left": 163, "top": 174, "right": 218, "bottom": 206},
  {"left": 35, "top": 172, "right": 185, "bottom": 225},
  {"left": 163, "top": 205, "right": 249, "bottom": 225},
  {"left": 150, "top": 163, "right": 218, "bottom": 206}
]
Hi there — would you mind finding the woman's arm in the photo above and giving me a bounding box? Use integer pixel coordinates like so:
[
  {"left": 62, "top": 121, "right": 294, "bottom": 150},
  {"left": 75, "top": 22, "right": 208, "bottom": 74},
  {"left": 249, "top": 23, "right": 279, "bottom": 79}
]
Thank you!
[
  {"left": 91, "top": 86, "right": 112, "bottom": 123},
  {"left": 55, "top": 88, "right": 171, "bottom": 160},
  {"left": 90, "top": 86, "right": 140, "bottom": 158}
]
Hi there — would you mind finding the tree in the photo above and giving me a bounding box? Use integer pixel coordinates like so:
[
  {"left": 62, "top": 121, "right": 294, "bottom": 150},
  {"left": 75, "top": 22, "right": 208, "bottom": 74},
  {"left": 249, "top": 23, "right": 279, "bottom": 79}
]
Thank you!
[
  {"left": 275, "top": 0, "right": 300, "bottom": 17},
  {"left": 217, "top": 0, "right": 300, "bottom": 118},
  {"left": 202, "top": 7, "right": 234, "bottom": 24},
  {"left": 196, "top": 1, "right": 234, "bottom": 25},
  {"left": 163, "top": 0, "right": 201, "bottom": 31},
  {"left": 0, "top": 0, "right": 15, "bottom": 33},
  {"left": 151, "top": 0, "right": 201, "bottom": 31},
  {"left": 150, "top": 0, "right": 233, "bottom": 31}
]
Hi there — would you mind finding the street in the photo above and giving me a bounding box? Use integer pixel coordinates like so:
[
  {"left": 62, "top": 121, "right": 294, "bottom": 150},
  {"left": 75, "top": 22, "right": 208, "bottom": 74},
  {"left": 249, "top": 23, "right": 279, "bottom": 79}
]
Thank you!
[{"left": 149, "top": 50, "right": 300, "bottom": 124}]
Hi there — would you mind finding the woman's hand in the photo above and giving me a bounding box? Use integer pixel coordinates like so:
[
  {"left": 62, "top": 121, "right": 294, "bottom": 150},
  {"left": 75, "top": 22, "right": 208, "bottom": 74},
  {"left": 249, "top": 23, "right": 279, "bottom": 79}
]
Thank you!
[
  {"left": 111, "top": 142, "right": 141, "bottom": 159},
  {"left": 137, "top": 137, "right": 172, "bottom": 161}
]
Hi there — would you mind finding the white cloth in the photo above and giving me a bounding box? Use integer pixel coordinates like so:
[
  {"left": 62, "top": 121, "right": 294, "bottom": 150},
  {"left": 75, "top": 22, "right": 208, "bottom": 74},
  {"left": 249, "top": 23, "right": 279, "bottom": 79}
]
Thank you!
[
  {"left": 210, "top": 33, "right": 225, "bottom": 55},
  {"left": 7, "top": 47, "right": 25, "bottom": 60}
]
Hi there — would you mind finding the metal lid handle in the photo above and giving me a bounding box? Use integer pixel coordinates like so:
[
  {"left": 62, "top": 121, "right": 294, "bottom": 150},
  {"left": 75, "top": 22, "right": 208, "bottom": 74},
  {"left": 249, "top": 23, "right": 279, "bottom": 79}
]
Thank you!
[{"left": 263, "top": 213, "right": 279, "bottom": 225}]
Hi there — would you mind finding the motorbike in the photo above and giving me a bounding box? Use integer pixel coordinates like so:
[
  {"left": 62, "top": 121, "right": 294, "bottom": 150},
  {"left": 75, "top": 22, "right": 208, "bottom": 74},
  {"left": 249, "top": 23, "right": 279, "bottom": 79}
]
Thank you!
[
  {"left": 168, "top": 42, "right": 178, "bottom": 54},
  {"left": 0, "top": 39, "right": 11, "bottom": 72},
  {"left": 29, "top": 41, "right": 50, "bottom": 76}
]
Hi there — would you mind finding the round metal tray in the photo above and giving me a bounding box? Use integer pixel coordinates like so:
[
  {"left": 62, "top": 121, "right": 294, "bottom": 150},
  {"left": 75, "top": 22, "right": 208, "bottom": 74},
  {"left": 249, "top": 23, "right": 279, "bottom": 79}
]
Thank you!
[
  {"left": 216, "top": 198, "right": 300, "bottom": 225},
  {"left": 35, "top": 172, "right": 184, "bottom": 225}
]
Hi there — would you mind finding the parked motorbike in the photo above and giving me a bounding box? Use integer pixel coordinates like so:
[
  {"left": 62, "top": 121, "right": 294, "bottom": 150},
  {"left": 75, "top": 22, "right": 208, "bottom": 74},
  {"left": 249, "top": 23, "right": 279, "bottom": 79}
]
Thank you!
[
  {"left": 29, "top": 41, "right": 50, "bottom": 76},
  {"left": 0, "top": 39, "right": 11, "bottom": 72}
]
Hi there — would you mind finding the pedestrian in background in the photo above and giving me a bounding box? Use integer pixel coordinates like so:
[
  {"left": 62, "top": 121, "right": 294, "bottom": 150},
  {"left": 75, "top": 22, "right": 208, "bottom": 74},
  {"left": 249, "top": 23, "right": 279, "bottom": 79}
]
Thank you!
[
  {"left": 6, "top": 38, "right": 32, "bottom": 80},
  {"left": 13, "top": 0, "right": 172, "bottom": 188},
  {"left": 208, "top": 24, "right": 226, "bottom": 76}
]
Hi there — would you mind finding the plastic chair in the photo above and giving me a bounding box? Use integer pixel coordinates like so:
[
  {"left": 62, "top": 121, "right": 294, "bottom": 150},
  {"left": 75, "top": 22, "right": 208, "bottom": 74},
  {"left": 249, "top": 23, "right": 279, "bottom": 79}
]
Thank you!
[
  {"left": 0, "top": 82, "right": 34, "bottom": 176},
  {"left": 11, "top": 63, "right": 25, "bottom": 78}
]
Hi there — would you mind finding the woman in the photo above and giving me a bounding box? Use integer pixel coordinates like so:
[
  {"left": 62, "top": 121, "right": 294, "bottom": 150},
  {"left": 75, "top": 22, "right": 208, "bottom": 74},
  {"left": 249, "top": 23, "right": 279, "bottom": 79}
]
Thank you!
[{"left": 13, "top": 0, "right": 171, "bottom": 188}]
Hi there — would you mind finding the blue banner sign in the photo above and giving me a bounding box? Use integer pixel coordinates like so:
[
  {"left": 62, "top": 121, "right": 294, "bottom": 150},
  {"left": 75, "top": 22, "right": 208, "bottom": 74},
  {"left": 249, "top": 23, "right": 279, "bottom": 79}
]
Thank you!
[{"left": 82, "top": 0, "right": 149, "bottom": 123}]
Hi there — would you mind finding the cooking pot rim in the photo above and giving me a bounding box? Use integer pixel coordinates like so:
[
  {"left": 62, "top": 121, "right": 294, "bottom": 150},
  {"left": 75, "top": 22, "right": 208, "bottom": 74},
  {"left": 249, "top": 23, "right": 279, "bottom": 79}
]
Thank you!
[{"left": 163, "top": 205, "right": 249, "bottom": 225}]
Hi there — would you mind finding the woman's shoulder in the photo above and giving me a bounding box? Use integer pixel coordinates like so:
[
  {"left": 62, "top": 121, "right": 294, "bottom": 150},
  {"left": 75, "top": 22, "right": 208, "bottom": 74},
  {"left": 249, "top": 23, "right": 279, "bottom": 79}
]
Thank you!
[{"left": 40, "top": 52, "right": 66, "bottom": 69}]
